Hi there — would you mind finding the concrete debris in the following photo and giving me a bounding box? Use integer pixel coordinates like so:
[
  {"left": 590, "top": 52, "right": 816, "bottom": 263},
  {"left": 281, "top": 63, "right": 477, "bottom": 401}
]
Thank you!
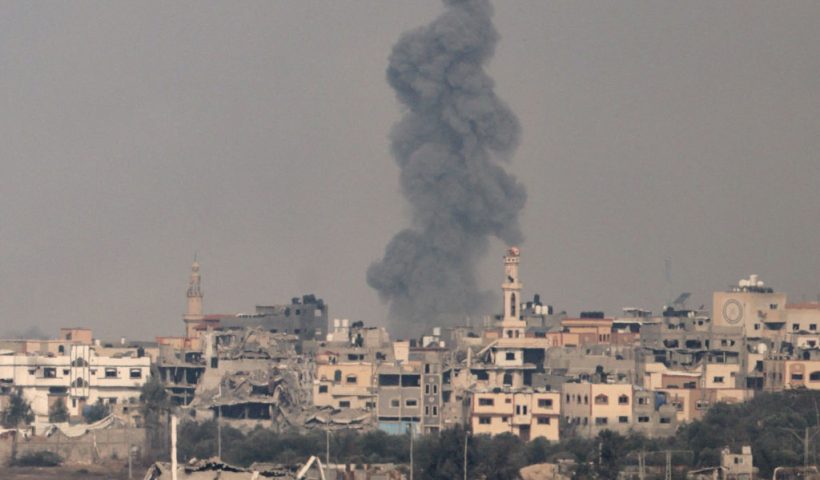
[
  {"left": 43, "top": 413, "right": 128, "bottom": 438},
  {"left": 143, "top": 458, "right": 297, "bottom": 479},
  {"left": 303, "top": 407, "right": 371, "bottom": 428}
]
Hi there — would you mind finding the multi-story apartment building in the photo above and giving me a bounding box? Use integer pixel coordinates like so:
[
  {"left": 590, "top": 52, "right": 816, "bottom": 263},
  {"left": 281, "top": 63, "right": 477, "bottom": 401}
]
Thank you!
[
  {"left": 313, "top": 358, "right": 376, "bottom": 410},
  {"left": 561, "top": 382, "right": 677, "bottom": 438},
  {"left": 0, "top": 343, "right": 150, "bottom": 423},
  {"left": 712, "top": 275, "right": 788, "bottom": 340},
  {"left": 470, "top": 388, "right": 560, "bottom": 441},
  {"left": 763, "top": 355, "right": 820, "bottom": 391},
  {"left": 376, "top": 363, "right": 422, "bottom": 434}
]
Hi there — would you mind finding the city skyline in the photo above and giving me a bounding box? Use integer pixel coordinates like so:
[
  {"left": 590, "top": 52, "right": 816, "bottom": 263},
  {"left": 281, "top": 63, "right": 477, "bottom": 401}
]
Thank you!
[{"left": 1, "top": 1, "right": 819, "bottom": 340}]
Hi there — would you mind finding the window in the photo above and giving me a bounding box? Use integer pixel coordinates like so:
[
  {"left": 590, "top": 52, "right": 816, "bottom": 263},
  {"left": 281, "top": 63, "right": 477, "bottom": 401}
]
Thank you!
[
  {"left": 619, "top": 416, "right": 629, "bottom": 424},
  {"left": 511, "top": 293, "right": 516, "bottom": 318},
  {"left": 794, "top": 324, "right": 801, "bottom": 331},
  {"left": 425, "top": 385, "right": 430, "bottom": 394},
  {"left": 792, "top": 374, "right": 804, "bottom": 381},
  {"left": 432, "top": 406, "right": 438, "bottom": 416},
  {"left": 391, "top": 399, "right": 400, "bottom": 408},
  {"left": 425, "top": 406, "right": 430, "bottom": 415},
  {"left": 334, "top": 370, "right": 342, "bottom": 382},
  {"left": 523, "top": 405, "right": 528, "bottom": 415},
  {"left": 810, "top": 372, "right": 820, "bottom": 381},
  {"left": 754, "top": 323, "right": 761, "bottom": 330},
  {"left": 346, "top": 375, "right": 357, "bottom": 384},
  {"left": 424, "top": 364, "right": 431, "bottom": 374},
  {"left": 339, "top": 401, "right": 350, "bottom": 408},
  {"left": 516, "top": 405, "right": 521, "bottom": 415},
  {"left": 638, "top": 416, "right": 650, "bottom": 423},
  {"left": 130, "top": 368, "right": 142, "bottom": 379},
  {"left": 319, "top": 385, "right": 328, "bottom": 393},
  {"left": 479, "top": 398, "right": 494, "bottom": 406},
  {"left": 503, "top": 373, "right": 513, "bottom": 386},
  {"left": 433, "top": 385, "right": 438, "bottom": 394},
  {"left": 537, "top": 417, "right": 550, "bottom": 425},
  {"left": 618, "top": 394, "right": 629, "bottom": 405},
  {"left": 505, "top": 352, "right": 515, "bottom": 361},
  {"left": 713, "top": 376, "right": 724, "bottom": 384},
  {"left": 43, "top": 368, "right": 57, "bottom": 378},
  {"left": 479, "top": 417, "right": 491, "bottom": 425},
  {"left": 770, "top": 304, "right": 778, "bottom": 310},
  {"left": 812, "top": 324, "right": 818, "bottom": 331},
  {"left": 594, "top": 394, "right": 609, "bottom": 405},
  {"left": 105, "top": 368, "right": 118, "bottom": 379},
  {"left": 660, "top": 417, "right": 672, "bottom": 424},
  {"left": 405, "top": 399, "right": 417, "bottom": 407},
  {"left": 594, "top": 417, "right": 608, "bottom": 425},
  {"left": 63, "top": 369, "right": 69, "bottom": 375},
  {"left": 538, "top": 399, "right": 553, "bottom": 408}
]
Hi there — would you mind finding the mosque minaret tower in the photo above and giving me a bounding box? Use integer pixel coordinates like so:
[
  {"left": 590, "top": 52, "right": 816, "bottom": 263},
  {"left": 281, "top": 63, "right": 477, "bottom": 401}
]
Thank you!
[
  {"left": 501, "top": 247, "right": 526, "bottom": 338},
  {"left": 183, "top": 259, "right": 204, "bottom": 338}
]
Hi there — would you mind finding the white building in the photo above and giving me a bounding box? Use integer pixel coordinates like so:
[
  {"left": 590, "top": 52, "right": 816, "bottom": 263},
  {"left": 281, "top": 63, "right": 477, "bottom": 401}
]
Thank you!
[{"left": 0, "top": 344, "right": 151, "bottom": 423}]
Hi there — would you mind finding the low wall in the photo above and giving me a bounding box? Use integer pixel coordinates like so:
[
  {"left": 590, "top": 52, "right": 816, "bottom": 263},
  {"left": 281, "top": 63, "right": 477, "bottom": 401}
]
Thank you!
[{"left": 0, "top": 427, "right": 146, "bottom": 466}]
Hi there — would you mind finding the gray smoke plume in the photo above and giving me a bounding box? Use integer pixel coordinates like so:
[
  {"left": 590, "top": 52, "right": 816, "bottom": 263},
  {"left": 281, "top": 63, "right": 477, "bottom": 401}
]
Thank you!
[{"left": 367, "top": 0, "right": 525, "bottom": 337}]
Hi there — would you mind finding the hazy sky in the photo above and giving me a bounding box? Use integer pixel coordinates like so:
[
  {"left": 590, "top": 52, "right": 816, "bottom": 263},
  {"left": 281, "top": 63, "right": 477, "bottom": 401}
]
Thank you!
[{"left": 1, "top": 1, "right": 818, "bottom": 340}]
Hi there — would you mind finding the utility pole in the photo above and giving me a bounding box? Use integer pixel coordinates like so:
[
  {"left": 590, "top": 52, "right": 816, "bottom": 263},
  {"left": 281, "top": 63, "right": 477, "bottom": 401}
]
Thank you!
[
  {"left": 665, "top": 450, "right": 671, "bottom": 480},
  {"left": 217, "top": 384, "right": 222, "bottom": 460},
  {"left": 171, "top": 415, "right": 178, "bottom": 480},
  {"left": 806, "top": 426, "right": 811, "bottom": 469},
  {"left": 638, "top": 450, "right": 645, "bottom": 480},
  {"left": 463, "top": 431, "right": 469, "bottom": 480},
  {"left": 410, "top": 424, "right": 414, "bottom": 480},
  {"left": 325, "top": 428, "right": 330, "bottom": 478}
]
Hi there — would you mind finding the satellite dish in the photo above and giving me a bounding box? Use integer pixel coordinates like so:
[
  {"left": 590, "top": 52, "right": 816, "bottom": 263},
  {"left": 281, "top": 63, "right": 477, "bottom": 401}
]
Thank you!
[{"left": 756, "top": 343, "right": 768, "bottom": 355}]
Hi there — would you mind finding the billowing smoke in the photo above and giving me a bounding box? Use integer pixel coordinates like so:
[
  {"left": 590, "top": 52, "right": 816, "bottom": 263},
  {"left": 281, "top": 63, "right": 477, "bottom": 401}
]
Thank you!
[{"left": 367, "top": 0, "right": 525, "bottom": 336}]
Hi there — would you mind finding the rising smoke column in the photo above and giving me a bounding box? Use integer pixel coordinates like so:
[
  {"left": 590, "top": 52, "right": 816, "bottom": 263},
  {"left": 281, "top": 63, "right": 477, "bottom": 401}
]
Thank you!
[{"left": 367, "top": 0, "right": 526, "bottom": 336}]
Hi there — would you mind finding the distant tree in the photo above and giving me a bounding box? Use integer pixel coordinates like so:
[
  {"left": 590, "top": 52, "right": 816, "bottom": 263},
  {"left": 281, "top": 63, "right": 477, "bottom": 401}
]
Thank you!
[
  {"left": 83, "top": 400, "right": 110, "bottom": 423},
  {"left": 140, "top": 371, "right": 170, "bottom": 453},
  {"left": 1, "top": 389, "right": 34, "bottom": 428},
  {"left": 140, "top": 371, "right": 169, "bottom": 424},
  {"left": 48, "top": 398, "right": 69, "bottom": 423}
]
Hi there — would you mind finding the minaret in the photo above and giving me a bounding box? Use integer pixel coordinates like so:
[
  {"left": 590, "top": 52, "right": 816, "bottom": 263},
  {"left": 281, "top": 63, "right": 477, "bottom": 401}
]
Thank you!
[
  {"left": 183, "top": 259, "right": 204, "bottom": 338},
  {"left": 501, "top": 247, "right": 526, "bottom": 338}
]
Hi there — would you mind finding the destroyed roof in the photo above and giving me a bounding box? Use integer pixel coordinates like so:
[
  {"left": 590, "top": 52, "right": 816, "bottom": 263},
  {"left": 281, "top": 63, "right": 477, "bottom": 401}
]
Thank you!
[
  {"left": 44, "top": 414, "right": 128, "bottom": 438},
  {"left": 304, "top": 407, "right": 372, "bottom": 426}
]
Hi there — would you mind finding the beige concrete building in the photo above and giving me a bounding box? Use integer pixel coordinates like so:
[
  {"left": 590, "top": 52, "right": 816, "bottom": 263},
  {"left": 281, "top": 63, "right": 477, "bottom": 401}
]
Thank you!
[
  {"left": 470, "top": 388, "right": 560, "bottom": 441},
  {"left": 562, "top": 382, "right": 634, "bottom": 436},
  {"left": 660, "top": 387, "right": 753, "bottom": 424},
  {"left": 313, "top": 360, "right": 376, "bottom": 410},
  {"left": 712, "top": 275, "right": 787, "bottom": 339},
  {"left": 764, "top": 358, "right": 820, "bottom": 391}
]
